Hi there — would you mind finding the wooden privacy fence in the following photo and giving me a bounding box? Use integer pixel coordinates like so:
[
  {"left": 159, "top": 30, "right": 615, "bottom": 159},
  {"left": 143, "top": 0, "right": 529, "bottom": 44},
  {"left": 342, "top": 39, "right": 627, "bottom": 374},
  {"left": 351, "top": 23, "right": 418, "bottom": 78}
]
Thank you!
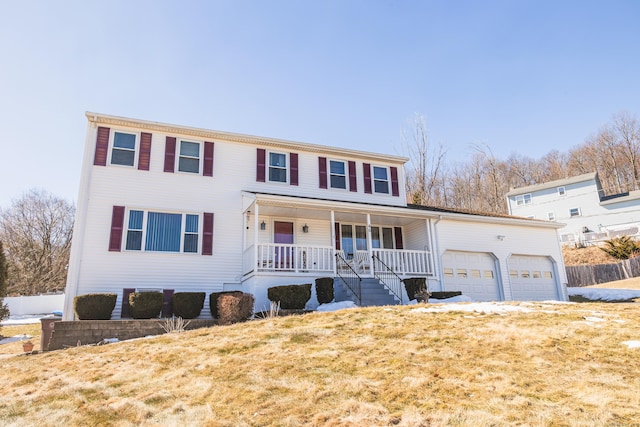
[{"left": 566, "top": 257, "right": 640, "bottom": 287}]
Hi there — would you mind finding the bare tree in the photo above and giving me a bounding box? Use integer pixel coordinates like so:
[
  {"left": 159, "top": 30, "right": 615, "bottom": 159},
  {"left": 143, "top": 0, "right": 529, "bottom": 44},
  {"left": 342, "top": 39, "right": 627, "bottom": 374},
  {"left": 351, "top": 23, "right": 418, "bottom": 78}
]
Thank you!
[
  {"left": 401, "top": 114, "right": 448, "bottom": 206},
  {"left": 0, "top": 189, "right": 74, "bottom": 295},
  {"left": 0, "top": 241, "right": 9, "bottom": 324}
]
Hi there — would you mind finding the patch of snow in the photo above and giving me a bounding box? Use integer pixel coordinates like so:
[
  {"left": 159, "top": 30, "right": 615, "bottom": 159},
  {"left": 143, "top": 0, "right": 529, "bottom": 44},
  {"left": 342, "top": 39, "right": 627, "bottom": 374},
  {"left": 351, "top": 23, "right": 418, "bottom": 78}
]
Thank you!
[
  {"left": 0, "top": 334, "right": 32, "bottom": 345},
  {"left": 567, "top": 287, "right": 640, "bottom": 301},
  {"left": 622, "top": 340, "right": 640, "bottom": 349},
  {"left": 411, "top": 301, "right": 533, "bottom": 314},
  {"left": 1, "top": 314, "right": 48, "bottom": 325},
  {"left": 584, "top": 316, "right": 606, "bottom": 323},
  {"left": 316, "top": 301, "right": 358, "bottom": 312}
]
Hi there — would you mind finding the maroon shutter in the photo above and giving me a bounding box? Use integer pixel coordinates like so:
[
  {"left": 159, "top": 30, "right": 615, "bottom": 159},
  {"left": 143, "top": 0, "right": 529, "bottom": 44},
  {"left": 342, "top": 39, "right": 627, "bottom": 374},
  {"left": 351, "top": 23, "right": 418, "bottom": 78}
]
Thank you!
[
  {"left": 202, "top": 212, "right": 214, "bottom": 255},
  {"left": 121, "top": 288, "right": 135, "bottom": 318},
  {"left": 290, "top": 153, "right": 299, "bottom": 186},
  {"left": 318, "top": 157, "right": 328, "bottom": 189},
  {"left": 334, "top": 222, "right": 341, "bottom": 250},
  {"left": 203, "top": 141, "right": 214, "bottom": 177},
  {"left": 256, "top": 148, "right": 266, "bottom": 182},
  {"left": 390, "top": 166, "right": 399, "bottom": 197},
  {"left": 94, "top": 126, "right": 110, "bottom": 166},
  {"left": 109, "top": 206, "right": 125, "bottom": 252},
  {"left": 363, "top": 163, "right": 372, "bottom": 194},
  {"left": 138, "top": 132, "right": 152, "bottom": 171},
  {"left": 162, "top": 289, "right": 174, "bottom": 318},
  {"left": 348, "top": 161, "right": 357, "bottom": 192},
  {"left": 394, "top": 227, "right": 404, "bottom": 249},
  {"left": 164, "top": 137, "right": 176, "bottom": 173}
]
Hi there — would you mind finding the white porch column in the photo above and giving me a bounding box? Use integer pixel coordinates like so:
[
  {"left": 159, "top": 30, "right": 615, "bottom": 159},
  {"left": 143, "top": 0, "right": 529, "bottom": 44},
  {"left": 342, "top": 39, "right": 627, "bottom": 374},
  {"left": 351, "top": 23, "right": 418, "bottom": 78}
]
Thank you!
[
  {"left": 331, "top": 210, "right": 336, "bottom": 275},
  {"left": 253, "top": 203, "right": 259, "bottom": 271},
  {"left": 366, "top": 213, "right": 374, "bottom": 272}
]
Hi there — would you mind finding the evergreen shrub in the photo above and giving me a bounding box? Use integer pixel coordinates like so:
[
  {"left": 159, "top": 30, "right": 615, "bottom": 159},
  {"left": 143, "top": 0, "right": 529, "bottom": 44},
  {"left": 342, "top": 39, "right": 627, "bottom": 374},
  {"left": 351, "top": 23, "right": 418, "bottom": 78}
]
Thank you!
[
  {"left": 172, "top": 292, "right": 206, "bottom": 319},
  {"left": 315, "top": 277, "right": 334, "bottom": 304},
  {"left": 218, "top": 292, "right": 255, "bottom": 325},
  {"left": 267, "top": 284, "right": 312, "bottom": 309},
  {"left": 73, "top": 293, "right": 117, "bottom": 320},
  {"left": 402, "top": 277, "right": 428, "bottom": 301},
  {"left": 129, "top": 291, "right": 163, "bottom": 319},
  {"left": 209, "top": 291, "right": 243, "bottom": 318}
]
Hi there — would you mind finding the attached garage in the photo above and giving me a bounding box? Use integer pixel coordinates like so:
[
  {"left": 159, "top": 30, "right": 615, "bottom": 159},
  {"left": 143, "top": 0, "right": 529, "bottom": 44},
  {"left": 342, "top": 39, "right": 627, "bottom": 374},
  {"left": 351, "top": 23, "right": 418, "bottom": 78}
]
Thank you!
[
  {"left": 508, "top": 255, "right": 559, "bottom": 301},
  {"left": 441, "top": 251, "right": 502, "bottom": 301}
]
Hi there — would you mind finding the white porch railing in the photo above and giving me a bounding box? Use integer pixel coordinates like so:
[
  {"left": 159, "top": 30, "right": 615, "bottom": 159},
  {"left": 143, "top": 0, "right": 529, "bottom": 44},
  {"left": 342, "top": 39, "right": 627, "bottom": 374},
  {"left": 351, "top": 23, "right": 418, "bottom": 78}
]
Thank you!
[
  {"left": 245, "top": 244, "right": 335, "bottom": 274},
  {"left": 372, "top": 249, "right": 434, "bottom": 276}
]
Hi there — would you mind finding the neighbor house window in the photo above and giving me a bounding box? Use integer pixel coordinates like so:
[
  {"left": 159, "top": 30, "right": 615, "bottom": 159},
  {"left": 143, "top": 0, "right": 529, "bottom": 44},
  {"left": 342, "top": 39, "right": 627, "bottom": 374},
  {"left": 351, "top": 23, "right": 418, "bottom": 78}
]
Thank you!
[
  {"left": 178, "top": 141, "right": 201, "bottom": 173},
  {"left": 569, "top": 208, "right": 581, "bottom": 217},
  {"left": 373, "top": 166, "right": 389, "bottom": 194},
  {"left": 111, "top": 132, "right": 137, "bottom": 166},
  {"left": 516, "top": 193, "right": 532, "bottom": 206},
  {"left": 558, "top": 186, "right": 566, "bottom": 196},
  {"left": 269, "top": 152, "right": 287, "bottom": 183},
  {"left": 125, "top": 210, "right": 200, "bottom": 253},
  {"left": 329, "top": 160, "right": 346, "bottom": 189},
  {"left": 547, "top": 212, "right": 555, "bottom": 221}
]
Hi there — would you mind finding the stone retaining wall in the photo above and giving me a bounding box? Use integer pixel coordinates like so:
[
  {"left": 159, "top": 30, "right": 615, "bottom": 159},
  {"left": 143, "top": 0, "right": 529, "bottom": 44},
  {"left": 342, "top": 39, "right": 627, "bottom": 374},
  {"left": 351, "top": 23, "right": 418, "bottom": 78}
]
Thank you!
[{"left": 45, "top": 319, "right": 218, "bottom": 351}]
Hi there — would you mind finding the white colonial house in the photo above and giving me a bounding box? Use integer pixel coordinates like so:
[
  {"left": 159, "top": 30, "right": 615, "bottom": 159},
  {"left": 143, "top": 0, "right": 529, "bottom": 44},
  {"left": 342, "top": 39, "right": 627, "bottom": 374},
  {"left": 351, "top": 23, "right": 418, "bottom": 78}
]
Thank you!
[
  {"left": 62, "top": 112, "right": 568, "bottom": 320},
  {"left": 506, "top": 172, "right": 640, "bottom": 245}
]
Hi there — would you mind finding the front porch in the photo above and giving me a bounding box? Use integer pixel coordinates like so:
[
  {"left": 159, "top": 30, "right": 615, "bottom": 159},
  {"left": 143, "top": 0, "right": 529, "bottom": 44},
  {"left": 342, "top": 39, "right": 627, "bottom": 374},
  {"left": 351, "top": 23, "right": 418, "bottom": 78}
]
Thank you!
[{"left": 240, "top": 192, "right": 438, "bottom": 305}]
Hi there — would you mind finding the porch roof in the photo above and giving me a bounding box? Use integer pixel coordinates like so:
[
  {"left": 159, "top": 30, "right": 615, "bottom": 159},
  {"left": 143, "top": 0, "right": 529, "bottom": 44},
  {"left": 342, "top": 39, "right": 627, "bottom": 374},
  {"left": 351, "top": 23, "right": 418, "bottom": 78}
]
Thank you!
[{"left": 242, "top": 191, "right": 564, "bottom": 229}]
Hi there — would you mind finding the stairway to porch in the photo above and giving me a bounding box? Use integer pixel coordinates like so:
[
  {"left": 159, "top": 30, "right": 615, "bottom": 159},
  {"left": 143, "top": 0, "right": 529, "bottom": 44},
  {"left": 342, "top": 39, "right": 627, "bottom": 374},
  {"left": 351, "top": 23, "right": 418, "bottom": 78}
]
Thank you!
[{"left": 334, "top": 277, "right": 402, "bottom": 307}]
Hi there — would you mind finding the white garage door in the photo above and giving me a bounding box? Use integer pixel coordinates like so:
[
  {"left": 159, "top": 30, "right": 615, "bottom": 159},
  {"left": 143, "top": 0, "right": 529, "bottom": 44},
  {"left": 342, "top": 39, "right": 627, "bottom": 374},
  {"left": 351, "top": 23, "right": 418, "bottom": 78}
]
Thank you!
[
  {"left": 508, "top": 255, "right": 559, "bottom": 301},
  {"left": 441, "top": 251, "right": 501, "bottom": 301}
]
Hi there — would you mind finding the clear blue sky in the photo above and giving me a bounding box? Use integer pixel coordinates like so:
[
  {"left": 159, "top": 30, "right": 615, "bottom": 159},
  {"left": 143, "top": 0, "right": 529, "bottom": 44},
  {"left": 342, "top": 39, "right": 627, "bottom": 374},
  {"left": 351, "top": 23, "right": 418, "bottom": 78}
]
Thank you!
[{"left": 1, "top": 0, "right": 639, "bottom": 207}]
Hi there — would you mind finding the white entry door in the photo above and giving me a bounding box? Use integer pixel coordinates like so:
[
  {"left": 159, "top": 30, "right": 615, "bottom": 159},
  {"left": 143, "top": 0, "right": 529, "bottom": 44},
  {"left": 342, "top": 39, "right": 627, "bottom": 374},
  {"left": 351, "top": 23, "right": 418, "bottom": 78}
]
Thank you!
[
  {"left": 508, "top": 255, "right": 559, "bottom": 301},
  {"left": 441, "top": 251, "right": 502, "bottom": 301}
]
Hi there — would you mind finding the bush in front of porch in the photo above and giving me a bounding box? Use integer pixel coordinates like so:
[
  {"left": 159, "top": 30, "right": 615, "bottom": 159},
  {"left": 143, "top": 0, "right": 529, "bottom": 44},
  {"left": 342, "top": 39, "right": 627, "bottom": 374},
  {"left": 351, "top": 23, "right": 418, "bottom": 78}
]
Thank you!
[
  {"left": 315, "top": 278, "right": 334, "bottom": 304},
  {"left": 267, "top": 284, "right": 312, "bottom": 309},
  {"left": 172, "top": 292, "right": 206, "bottom": 319},
  {"left": 73, "top": 293, "right": 117, "bottom": 320}
]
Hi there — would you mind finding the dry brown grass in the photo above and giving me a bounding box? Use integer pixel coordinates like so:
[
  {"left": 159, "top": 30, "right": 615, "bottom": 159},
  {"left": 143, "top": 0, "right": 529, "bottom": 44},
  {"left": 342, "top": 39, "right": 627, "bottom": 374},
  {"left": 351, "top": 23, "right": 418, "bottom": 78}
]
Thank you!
[
  {"left": 1, "top": 303, "right": 640, "bottom": 426},
  {"left": 0, "top": 323, "right": 41, "bottom": 356},
  {"left": 562, "top": 245, "right": 617, "bottom": 266}
]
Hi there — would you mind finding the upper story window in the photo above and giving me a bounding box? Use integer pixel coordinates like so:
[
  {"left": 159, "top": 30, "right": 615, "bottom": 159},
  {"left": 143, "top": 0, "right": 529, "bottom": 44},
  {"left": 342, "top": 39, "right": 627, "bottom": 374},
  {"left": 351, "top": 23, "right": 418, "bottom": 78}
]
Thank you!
[
  {"left": 515, "top": 193, "right": 532, "bottom": 206},
  {"left": 373, "top": 166, "right": 389, "bottom": 194},
  {"left": 558, "top": 186, "right": 566, "bottom": 196},
  {"left": 569, "top": 207, "right": 581, "bottom": 217},
  {"left": 125, "top": 210, "right": 199, "bottom": 253},
  {"left": 110, "top": 132, "right": 137, "bottom": 166},
  {"left": 178, "top": 141, "right": 201, "bottom": 173},
  {"left": 330, "top": 160, "right": 346, "bottom": 189},
  {"left": 269, "top": 152, "right": 287, "bottom": 183}
]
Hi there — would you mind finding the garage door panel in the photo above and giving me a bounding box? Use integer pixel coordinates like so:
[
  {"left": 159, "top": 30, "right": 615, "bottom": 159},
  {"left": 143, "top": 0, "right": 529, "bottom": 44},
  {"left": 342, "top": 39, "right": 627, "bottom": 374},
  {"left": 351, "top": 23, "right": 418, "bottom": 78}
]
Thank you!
[
  {"left": 509, "top": 255, "right": 558, "bottom": 301},
  {"left": 442, "top": 251, "right": 501, "bottom": 301}
]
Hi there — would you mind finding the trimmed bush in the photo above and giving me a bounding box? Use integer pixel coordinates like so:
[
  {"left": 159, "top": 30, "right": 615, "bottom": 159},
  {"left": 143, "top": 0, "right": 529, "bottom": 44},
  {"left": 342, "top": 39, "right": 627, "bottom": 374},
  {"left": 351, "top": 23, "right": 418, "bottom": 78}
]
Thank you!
[
  {"left": 431, "top": 291, "right": 462, "bottom": 300},
  {"left": 315, "top": 277, "right": 334, "bottom": 304},
  {"left": 267, "top": 284, "right": 312, "bottom": 309},
  {"left": 403, "top": 277, "right": 427, "bottom": 301},
  {"left": 209, "top": 291, "right": 243, "bottom": 318},
  {"left": 172, "top": 292, "right": 206, "bottom": 319},
  {"left": 74, "top": 293, "right": 117, "bottom": 320},
  {"left": 218, "top": 292, "right": 255, "bottom": 325},
  {"left": 129, "top": 291, "right": 163, "bottom": 319}
]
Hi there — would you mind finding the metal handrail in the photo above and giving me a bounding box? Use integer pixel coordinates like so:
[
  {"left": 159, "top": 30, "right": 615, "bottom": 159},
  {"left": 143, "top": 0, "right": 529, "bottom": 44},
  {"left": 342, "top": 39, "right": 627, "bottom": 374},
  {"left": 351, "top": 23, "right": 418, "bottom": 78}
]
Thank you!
[
  {"left": 335, "top": 252, "right": 362, "bottom": 305},
  {"left": 372, "top": 253, "right": 404, "bottom": 304}
]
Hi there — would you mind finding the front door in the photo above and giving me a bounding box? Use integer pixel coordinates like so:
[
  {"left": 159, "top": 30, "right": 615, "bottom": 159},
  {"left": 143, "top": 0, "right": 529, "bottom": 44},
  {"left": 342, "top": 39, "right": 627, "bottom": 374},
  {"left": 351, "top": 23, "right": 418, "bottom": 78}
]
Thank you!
[{"left": 274, "top": 221, "right": 294, "bottom": 268}]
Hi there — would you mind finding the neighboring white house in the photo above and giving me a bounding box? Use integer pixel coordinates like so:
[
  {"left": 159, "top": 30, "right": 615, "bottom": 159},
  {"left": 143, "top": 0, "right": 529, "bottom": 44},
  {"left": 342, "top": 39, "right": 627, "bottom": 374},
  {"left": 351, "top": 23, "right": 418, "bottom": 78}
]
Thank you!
[
  {"left": 506, "top": 172, "right": 640, "bottom": 245},
  {"left": 62, "top": 112, "right": 568, "bottom": 320}
]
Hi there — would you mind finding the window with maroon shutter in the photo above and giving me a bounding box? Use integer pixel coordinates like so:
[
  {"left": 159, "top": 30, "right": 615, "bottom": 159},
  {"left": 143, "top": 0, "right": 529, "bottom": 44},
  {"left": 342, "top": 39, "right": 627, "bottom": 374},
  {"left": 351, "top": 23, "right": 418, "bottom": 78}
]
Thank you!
[
  {"left": 138, "top": 132, "right": 152, "bottom": 171},
  {"left": 363, "top": 163, "right": 372, "bottom": 194},
  {"left": 348, "top": 161, "right": 357, "bottom": 192},
  {"left": 290, "top": 153, "right": 299, "bottom": 186},
  {"left": 319, "top": 157, "right": 328, "bottom": 189},
  {"left": 390, "top": 166, "right": 399, "bottom": 197},
  {"left": 109, "top": 206, "right": 125, "bottom": 252},
  {"left": 394, "top": 227, "right": 404, "bottom": 249},
  {"left": 121, "top": 288, "right": 135, "bottom": 318},
  {"left": 94, "top": 127, "right": 110, "bottom": 166},
  {"left": 164, "top": 137, "right": 176, "bottom": 173},
  {"left": 202, "top": 212, "right": 214, "bottom": 255},
  {"left": 203, "top": 141, "right": 214, "bottom": 177},
  {"left": 256, "top": 148, "right": 266, "bottom": 182}
]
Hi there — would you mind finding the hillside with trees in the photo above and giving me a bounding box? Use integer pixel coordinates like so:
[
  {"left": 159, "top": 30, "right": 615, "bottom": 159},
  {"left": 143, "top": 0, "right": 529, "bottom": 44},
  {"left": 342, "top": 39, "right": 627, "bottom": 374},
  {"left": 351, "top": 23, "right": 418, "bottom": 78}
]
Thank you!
[{"left": 404, "top": 111, "right": 640, "bottom": 215}]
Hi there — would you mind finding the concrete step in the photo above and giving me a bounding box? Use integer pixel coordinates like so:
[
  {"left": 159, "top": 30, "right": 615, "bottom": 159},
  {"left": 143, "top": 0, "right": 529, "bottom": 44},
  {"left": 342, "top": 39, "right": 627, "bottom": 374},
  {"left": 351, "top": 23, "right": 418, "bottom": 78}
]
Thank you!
[{"left": 334, "top": 277, "right": 401, "bottom": 306}]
